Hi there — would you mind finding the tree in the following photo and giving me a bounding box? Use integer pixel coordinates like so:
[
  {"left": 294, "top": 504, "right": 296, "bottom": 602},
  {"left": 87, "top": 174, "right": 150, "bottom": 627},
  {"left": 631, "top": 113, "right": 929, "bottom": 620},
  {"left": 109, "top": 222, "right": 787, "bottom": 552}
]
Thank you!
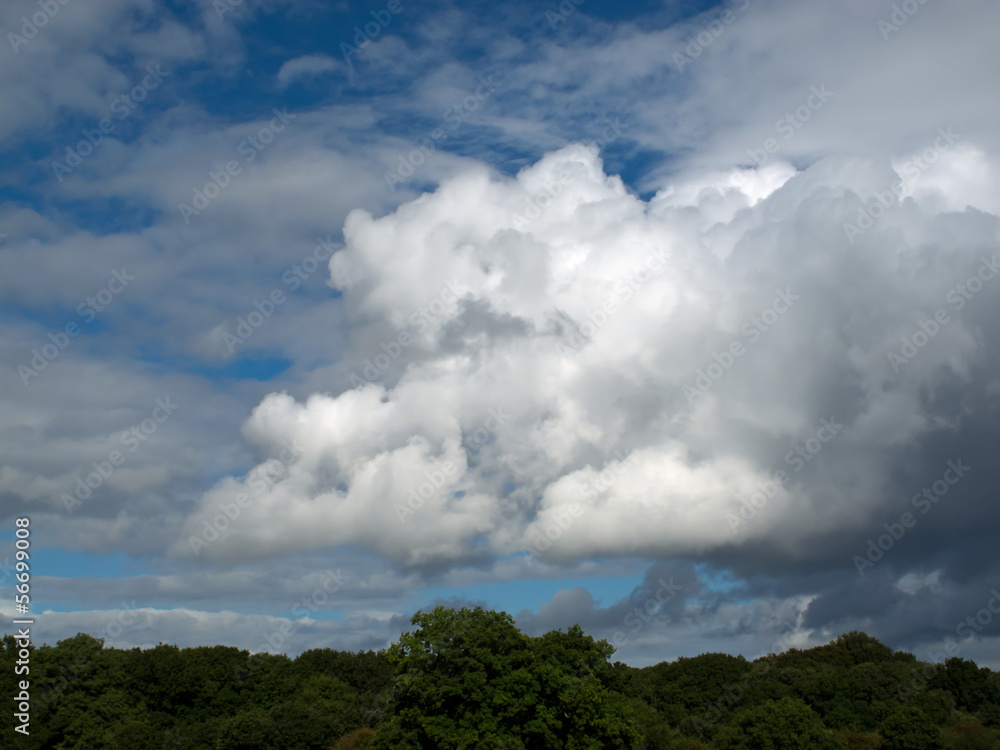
[
  {"left": 335, "top": 728, "right": 376, "bottom": 749},
  {"left": 942, "top": 721, "right": 1000, "bottom": 750},
  {"left": 878, "top": 706, "right": 944, "bottom": 750},
  {"left": 825, "top": 632, "right": 897, "bottom": 667},
  {"left": 269, "top": 675, "right": 362, "bottom": 749},
  {"left": 373, "top": 606, "right": 639, "bottom": 749},
  {"left": 634, "top": 652, "right": 753, "bottom": 730},
  {"left": 834, "top": 728, "right": 882, "bottom": 750},
  {"left": 2, "top": 624, "right": 995, "bottom": 749},
  {"left": 529, "top": 625, "right": 640, "bottom": 749},
  {"left": 930, "top": 657, "right": 999, "bottom": 718},
  {"left": 714, "top": 696, "right": 838, "bottom": 750},
  {"left": 215, "top": 708, "right": 278, "bottom": 750},
  {"left": 373, "top": 605, "right": 533, "bottom": 748},
  {"left": 107, "top": 719, "right": 163, "bottom": 750}
]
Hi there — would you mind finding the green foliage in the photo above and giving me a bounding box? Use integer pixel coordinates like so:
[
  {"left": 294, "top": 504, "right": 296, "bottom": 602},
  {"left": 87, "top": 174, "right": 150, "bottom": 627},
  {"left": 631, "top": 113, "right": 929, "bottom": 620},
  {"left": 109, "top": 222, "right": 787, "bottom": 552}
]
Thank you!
[
  {"left": 268, "top": 675, "right": 363, "bottom": 749},
  {"left": 635, "top": 651, "right": 754, "bottom": 730},
  {"left": 942, "top": 721, "right": 1000, "bottom": 750},
  {"left": 915, "top": 688, "right": 958, "bottom": 726},
  {"left": 879, "top": 707, "right": 945, "bottom": 750},
  {"left": 714, "top": 696, "right": 838, "bottom": 750},
  {"left": 834, "top": 728, "right": 883, "bottom": 750},
  {"left": 1, "top": 619, "right": 995, "bottom": 750},
  {"left": 930, "top": 658, "right": 1000, "bottom": 725},
  {"left": 105, "top": 719, "right": 163, "bottom": 750},
  {"left": 336, "top": 727, "right": 377, "bottom": 749},
  {"left": 374, "top": 606, "right": 639, "bottom": 749},
  {"left": 825, "top": 631, "right": 899, "bottom": 667},
  {"left": 215, "top": 708, "right": 278, "bottom": 750}
]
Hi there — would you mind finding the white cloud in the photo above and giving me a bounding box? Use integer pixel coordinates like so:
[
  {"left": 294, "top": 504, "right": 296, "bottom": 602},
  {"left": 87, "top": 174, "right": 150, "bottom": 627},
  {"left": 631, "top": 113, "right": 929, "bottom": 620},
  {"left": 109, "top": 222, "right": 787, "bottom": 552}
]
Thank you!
[
  {"left": 174, "top": 143, "right": 1000, "bottom": 569},
  {"left": 4, "top": 0, "right": 999, "bottom": 663},
  {"left": 276, "top": 54, "right": 342, "bottom": 87},
  {"left": 12, "top": 605, "right": 394, "bottom": 655},
  {"left": 896, "top": 569, "right": 944, "bottom": 595}
]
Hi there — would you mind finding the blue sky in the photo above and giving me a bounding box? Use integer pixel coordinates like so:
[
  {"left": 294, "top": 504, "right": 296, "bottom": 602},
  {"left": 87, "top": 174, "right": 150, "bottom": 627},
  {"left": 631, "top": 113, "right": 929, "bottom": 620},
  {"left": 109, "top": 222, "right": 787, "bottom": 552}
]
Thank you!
[{"left": 2, "top": 0, "right": 1000, "bottom": 668}]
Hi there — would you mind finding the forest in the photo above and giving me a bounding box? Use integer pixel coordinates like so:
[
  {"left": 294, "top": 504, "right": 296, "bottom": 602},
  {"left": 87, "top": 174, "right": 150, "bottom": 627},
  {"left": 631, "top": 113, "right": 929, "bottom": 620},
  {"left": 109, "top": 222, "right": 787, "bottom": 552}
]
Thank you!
[{"left": 2, "top": 605, "right": 998, "bottom": 749}]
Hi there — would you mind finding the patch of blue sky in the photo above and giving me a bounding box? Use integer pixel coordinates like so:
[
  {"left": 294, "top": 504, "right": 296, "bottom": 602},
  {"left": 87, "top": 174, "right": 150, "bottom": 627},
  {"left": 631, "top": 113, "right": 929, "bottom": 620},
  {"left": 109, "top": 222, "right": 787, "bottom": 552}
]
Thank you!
[
  {"left": 42, "top": 197, "right": 161, "bottom": 237},
  {"left": 26, "top": 548, "right": 155, "bottom": 581},
  {"left": 694, "top": 563, "right": 751, "bottom": 603},
  {"left": 131, "top": 349, "right": 294, "bottom": 383},
  {"left": 418, "top": 574, "right": 645, "bottom": 618}
]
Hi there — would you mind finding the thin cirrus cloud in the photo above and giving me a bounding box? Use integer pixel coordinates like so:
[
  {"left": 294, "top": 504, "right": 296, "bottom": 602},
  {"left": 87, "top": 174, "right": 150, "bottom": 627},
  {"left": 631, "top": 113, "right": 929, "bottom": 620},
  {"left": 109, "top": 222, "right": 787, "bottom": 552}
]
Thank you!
[{"left": 275, "top": 54, "right": 343, "bottom": 87}]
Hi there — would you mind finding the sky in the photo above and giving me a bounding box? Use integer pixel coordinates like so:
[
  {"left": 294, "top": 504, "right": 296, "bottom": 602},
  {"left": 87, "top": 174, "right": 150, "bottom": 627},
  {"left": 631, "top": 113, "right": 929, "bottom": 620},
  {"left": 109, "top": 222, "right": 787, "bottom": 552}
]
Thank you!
[{"left": 1, "top": 0, "right": 999, "bottom": 669}]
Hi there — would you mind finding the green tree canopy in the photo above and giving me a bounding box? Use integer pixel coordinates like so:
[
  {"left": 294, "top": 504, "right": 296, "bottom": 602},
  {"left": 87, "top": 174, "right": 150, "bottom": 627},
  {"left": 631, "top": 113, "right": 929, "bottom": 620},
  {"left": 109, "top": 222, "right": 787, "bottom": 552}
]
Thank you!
[
  {"left": 878, "top": 706, "right": 944, "bottom": 750},
  {"left": 374, "top": 605, "right": 639, "bottom": 749},
  {"left": 714, "top": 696, "right": 838, "bottom": 750}
]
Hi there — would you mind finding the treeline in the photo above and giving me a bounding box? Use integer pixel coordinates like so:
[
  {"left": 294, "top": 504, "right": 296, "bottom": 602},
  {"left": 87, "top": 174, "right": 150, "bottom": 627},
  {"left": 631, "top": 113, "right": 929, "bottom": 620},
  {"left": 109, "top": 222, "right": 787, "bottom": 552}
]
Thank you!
[{"left": 1, "top": 606, "right": 998, "bottom": 749}]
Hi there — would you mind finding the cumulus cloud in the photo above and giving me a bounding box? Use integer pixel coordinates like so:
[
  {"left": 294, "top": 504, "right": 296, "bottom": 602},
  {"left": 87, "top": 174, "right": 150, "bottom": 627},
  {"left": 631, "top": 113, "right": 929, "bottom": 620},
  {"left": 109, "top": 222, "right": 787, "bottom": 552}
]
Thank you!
[
  {"left": 175, "top": 142, "right": 1000, "bottom": 580},
  {"left": 4, "top": 0, "right": 999, "bottom": 667}
]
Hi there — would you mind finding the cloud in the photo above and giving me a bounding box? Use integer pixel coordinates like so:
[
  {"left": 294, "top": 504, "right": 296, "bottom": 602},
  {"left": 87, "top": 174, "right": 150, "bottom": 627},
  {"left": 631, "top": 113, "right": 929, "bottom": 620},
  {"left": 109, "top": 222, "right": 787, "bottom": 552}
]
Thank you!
[
  {"left": 0, "top": 0, "right": 210, "bottom": 141},
  {"left": 276, "top": 54, "right": 342, "bottom": 87},
  {"left": 4, "top": 0, "right": 999, "bottom": 668},
  {"left": 174, "top": 141, "right": 1000, "bottom": 582},
  {"left": 512, "top": 561, "right": 820, "bottom": 666},
  {"left": 13, "top": 605, "right": 394, "bottom": 655}
]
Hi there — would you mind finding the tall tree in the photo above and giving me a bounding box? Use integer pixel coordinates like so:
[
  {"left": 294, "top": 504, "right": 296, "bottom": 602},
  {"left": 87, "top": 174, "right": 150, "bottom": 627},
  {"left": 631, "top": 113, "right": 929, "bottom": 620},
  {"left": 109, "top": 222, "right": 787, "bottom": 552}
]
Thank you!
[{"left": 374, "top": 606, "right": 639, "bottom": 749}]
